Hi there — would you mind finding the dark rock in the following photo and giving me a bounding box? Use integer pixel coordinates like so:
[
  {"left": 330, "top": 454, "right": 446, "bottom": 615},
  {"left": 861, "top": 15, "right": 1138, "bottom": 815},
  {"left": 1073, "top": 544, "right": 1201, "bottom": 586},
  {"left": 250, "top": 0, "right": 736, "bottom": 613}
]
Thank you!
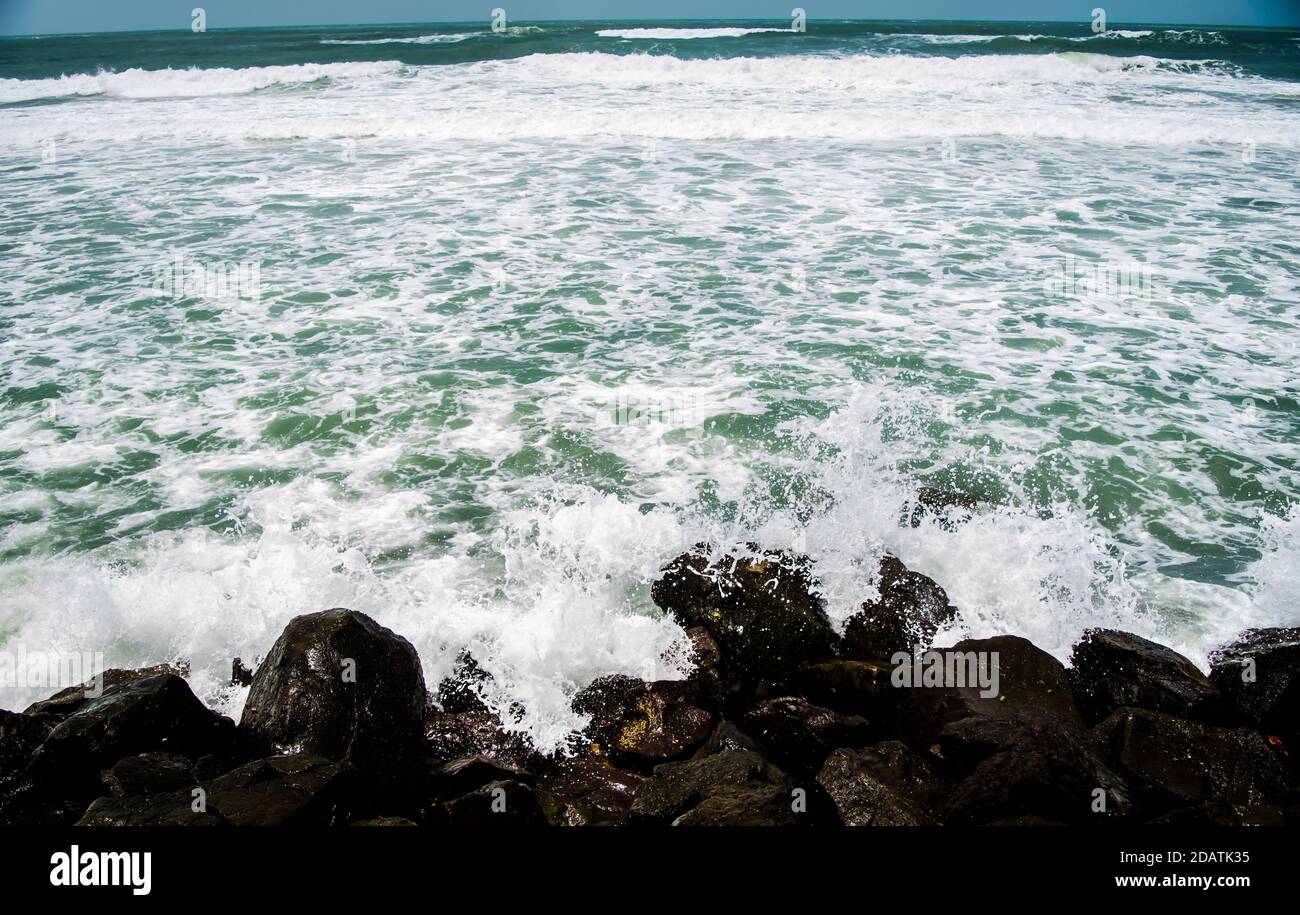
[
  {"left": 894, "top": 635, "right": 1082, "bottom": 750},
  {"left": 239, "top": 608, "right": 427, "bottom": 771},
  {"left": 651, "top": 546, "right": 838, "bottom": 681},
  {"left": 351, "top": 816, "right": 418, "bottom": 826},
  {"left": 905, "top": 488, "right": 981, "bottom": 529},
  {"left": 77, "top": 753, "right": 355, "bottom": 826},
  {"left": 628, "top": 749, "right": 795, "bottom": 824},
  {"left": 26, "top": 675, "right": 236, "bottom": 798},
  {"left": 428, "top": 754, "right": 534, "bottom": 803},
  {"left": 671, "top": 786, "right": 804, "bottom": 826},
  {"left": 435, "top": 651, "right": 491, "bottom": 714},
  {"left": 1209, "top": 627, "right": 1300, "bottom": 743},
  {"left": 424, "top": 707, "right": 542, "bottom": 771},
  {"left": 741, "top": 696, "right": 873, "bottom": 775},
  {"left": 694, "top": 720, "right": 763, "bottom": 756},
  {"left": 941, "top": 711, "right": 1133, "bottom": 824},
  {"left": 1146, "top": 801, "right": 1285, "bottom": 827},
  {"left": 0, "top": 710, "right": 50, "bottom": 772},
  {"left": 101, "top": 752, "right": 197, "bottom": 797},
  {"left": 444, "top": 780, "right": 546, "bottom": 826},
  {"left": 817, "top": 741, "right": 949, "bottom": 825},
  {"left": 1094, "top": 707, "right": 1290, "bottom": 815},
  {"left": 23, "top": 663, "right": 188, "bottom": 721},
  {"left": 1068, "top": 629, "right": 1227, "bottom": 725},
  {"left": 789, "top": 659, "right": 896, "bottom": 720},
  {"left": 841, "top": 555, "right": 958, "bottom": 660},
  {"left": 231, "top": 658, "right": 254, "bottom": 688},
  {"left": 572, "top": 675, "right": 714, "bottom": 769},
  {"left": 537, "top": 756, "right": 644, "bottom": 826}
]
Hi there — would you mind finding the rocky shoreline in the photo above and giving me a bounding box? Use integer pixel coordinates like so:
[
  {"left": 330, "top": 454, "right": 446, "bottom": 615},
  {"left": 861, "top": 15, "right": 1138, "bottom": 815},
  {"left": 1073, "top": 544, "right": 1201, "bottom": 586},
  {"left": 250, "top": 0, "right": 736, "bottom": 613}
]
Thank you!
[{"left": 2, "top": 544, "right": 1297, "bottom": 826}]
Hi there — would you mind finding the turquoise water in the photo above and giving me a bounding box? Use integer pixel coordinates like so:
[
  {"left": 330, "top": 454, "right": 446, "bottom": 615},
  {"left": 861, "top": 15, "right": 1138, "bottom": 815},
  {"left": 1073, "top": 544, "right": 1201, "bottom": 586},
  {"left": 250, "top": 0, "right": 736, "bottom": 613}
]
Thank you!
[{"left": 1, "top": 20, "right": 1298, "bottom": 748}]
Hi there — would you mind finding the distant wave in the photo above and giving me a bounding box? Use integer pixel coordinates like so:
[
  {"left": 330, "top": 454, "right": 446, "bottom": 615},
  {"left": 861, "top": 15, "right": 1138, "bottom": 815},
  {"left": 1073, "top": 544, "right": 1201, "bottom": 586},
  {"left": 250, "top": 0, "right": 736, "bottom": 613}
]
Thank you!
[
  {"left": 596, "top": 27, "right": 791, "bottom": 39},
  {"left": 320, "top": 33, "right": 478, "bottom": 45},
  {"left": 0, "top": 61, "right": 401, "bottom": 103}
]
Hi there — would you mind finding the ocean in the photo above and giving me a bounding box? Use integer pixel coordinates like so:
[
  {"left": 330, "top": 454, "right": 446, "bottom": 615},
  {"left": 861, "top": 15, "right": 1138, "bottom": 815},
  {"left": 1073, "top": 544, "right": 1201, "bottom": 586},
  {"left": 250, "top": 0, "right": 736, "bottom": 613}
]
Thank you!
[{"left": 1, "top": 19, "right": 1297, "bottom": 750}]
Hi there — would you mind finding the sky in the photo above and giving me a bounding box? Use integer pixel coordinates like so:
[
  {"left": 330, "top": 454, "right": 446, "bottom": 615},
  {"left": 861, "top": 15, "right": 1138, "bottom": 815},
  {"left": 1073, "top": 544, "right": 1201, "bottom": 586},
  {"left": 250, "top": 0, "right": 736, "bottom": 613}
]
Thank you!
[{"left": 1, "top": 0, "right": 1298, "bottom": 35}]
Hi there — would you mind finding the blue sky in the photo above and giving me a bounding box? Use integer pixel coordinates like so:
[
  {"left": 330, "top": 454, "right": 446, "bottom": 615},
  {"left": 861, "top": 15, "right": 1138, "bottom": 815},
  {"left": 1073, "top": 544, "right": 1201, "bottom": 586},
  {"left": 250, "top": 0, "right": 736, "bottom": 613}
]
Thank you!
[{"left": 1, "top": 0, "right": 1298, "bottom": 35}]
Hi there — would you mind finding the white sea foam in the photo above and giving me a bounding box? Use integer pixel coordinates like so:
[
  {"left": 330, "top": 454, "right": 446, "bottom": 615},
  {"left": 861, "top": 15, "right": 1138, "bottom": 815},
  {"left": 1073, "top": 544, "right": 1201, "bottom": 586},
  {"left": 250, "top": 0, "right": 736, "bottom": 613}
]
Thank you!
[
  {"left": 596, "top": 27, "right": 791, "bottom": 39},
  {"left": 320, "top": 33, "right": 477, "bottom": 45}
]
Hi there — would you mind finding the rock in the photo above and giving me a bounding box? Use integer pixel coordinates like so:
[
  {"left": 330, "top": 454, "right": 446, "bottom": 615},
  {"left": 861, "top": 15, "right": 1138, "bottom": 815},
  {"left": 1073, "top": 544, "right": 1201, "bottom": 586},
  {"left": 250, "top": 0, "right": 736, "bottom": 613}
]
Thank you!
[
  {"left": 905, "top": 488, "right": 981, "bottom": 529},
  {"left": 427, "top": 755, "right": 534, "bottom": 803},
  {"left": 694, "top": 720, "right": 763, "bottom": 756},
  {"left": 435, "top": 651, "right": 491, "bottom": 714},
  {"left": 1094, "top": 707, "right": 1290, "bottom": 815},
  {"left": 651, "top": 546, "right": 838, "bottom": 681},
  {"left": 23, "top": 663, "right": 188, "bottom": 721},
  {"left": 628, "top": 749, "right": 795, "bottom": 824},
  {"left": 424, "top": 707, "right": 542, "bottom": 771},
  {"left": 77, "top": 753, "right": 356, "bottom": 827},
  {"left": 101, "top": 752, "right": 197, "bottom": 798},
  {"left": 572, "top": 675, "right": 715, "bottom": 769},
  {"left": 537, "top": 756, "right": 644, "bottom": 826},
  {"left": 894, "top": 635, "right": 1082, "bottom": 750},
  {"left": 239, "top": 609, "right": 428, "bottom": 771},
  {"left": 444, "top": 780, "right": 546, "bottom": 826},
  {"left": 789, "top": 659, "right": 896, "bottom": 720},
  {"left": 1209, "top": 627, "right": 1300, "bottom": 742},
  {"left": 841, "top": 555, "right": 958, "bottom": 660},
  {"left": 26, "top": 675, "right": 236, "bottom": 798},
  {"left": 943, "top": 712, "right": 1133, "bottom": 824},
  {"left": 1146, "top": 801, "right": 1285, "bottom": 827},
  {"left": 1068, "top": 629, "right": 1228, "bottom": 725},
  {"left": 671, "top": 786, "right": 804, "bottom": 826},
  {"left": 231, "top": 658, "right": 254, "bottom": 688},
  {"left": 351, "top": 816, "right": 418, "bottom": 826},
  {"left": 817, "top": 741, "right": 949, "bottom": 826},
  {"left": 741, "top": 696, "right": 873, "bottom": 775},
  {"left": 0, "top": 710, "right": 50, "bottom": 772}
]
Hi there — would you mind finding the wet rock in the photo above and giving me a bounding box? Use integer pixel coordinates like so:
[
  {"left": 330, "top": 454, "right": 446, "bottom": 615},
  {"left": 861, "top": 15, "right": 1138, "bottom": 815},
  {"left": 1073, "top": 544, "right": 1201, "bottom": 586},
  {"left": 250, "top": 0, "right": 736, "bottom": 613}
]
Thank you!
[
  {"left": 789, "top": 659, "right": 896, "bottom": 720},
  {"left": 77, "top": 753, "right": 355, "bottom": 827},
  {"left": 351, "top": 816, "right": 418, "bottom": 826},
  {"left": 651, "top": 546, "right": 838, "bottom": 681},
  {"left": 427, "top": 754, "right": 534, "bottom": 804},
  {"left": 101, "top": 752, "right": 197, "bottom": 798},
  {"left": 537, "top": 756, "right": 644, "bottom": 826},
  {"left": 0, "top": 710, "right": 50, "bottom": 772},
  {"left": 741, "top": 696, "right": 873, "bottom": 775},
  {"left": 444, "top": 780, "right": 546, "bottom": 826},
  {"left": 1068, "top": 629, "right": 1227, "bottom": 725},
  {"left": 231, "top": 658, "right": 254, "bottom": 688},
  {"left": 841, "top": 555, "right": 958, "bottom": 661},
  {"left": 572, "top": 675, "right": 715, "bottom": 769},
  {"left": 23, "top": 663, "right": 188, "bottom": 721},
  {"left": 628, "top": 749, "right": 795, "bottom": 824},
  {"left": 424, "top": 707, "right": 542, "bottom": 771},
  {"left": 435, "top": 651, "right": 492, "bottom": 714},
  {"left": 905, "top": 488, "right": 981, "bottom": 529},
  {"left": 942, "top": 712, "right": 1133, "bottom": 824},
  {"left": 671, "top": 786, "right": 804, "bottom": 826},
  {"left": 1094, "top": 707, "right": 1290, "bottom": 815},
  {"left": 894, "top": 635, "right": 1082, "bottom": 750},
  {"left": 26, "top": 674, "right": 236, "bottom": 798},
  {"left": 817, "top": 741, "right": 949, "bottom": 826},
  {"left": 694, "top": 720, "right": 763, "bottom": 756},
  {"left": 1209, "top": 627, "right": 1300, "bottom": 743},
  {"left": 1146, "top": 801, "right": 1285, "bottom": 827},
  {"left": 239, "top": 609, "right": 427, "bottom": 771}
]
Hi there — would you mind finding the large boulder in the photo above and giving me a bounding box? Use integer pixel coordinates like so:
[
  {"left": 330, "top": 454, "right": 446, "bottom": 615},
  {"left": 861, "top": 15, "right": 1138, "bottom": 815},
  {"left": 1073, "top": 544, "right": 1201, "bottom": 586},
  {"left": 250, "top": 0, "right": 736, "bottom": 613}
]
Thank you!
[
  {"left": 572, "top": 675, "right": 715, "bottom": 769},
  {"left": 443, "top": 780, "right": 546, "bottom": 827},
  {"left": 1093, "top": 707, "right": 1290, "bottom": 815},
  {"left": 1068, "top": 629, "right": 1227, "bottom": 725},
  {"left": 239, "top": 609, "right": 428, "bottom": 772},
  {"left": 78, "top": 753, "right": 356, "bottom": 826},
  {"left": 1208, "top": 627, "right": 1300, "bottom": 746},
  {"left": 841, "top": 555, "right": 959, "bottom": 660},
  {"left": 651, "top": 546, "right": 838, "bottom": 682},
  {"left": 893, "top": 635, "right": 1082, "bottom": 750},
  {"left": 741, "top": 696, "right": 873, "bottom": 776},
  {"left": 817, "top": 741, "right": 949, "bottom": 826},
  {"left": 26, "top": 675, "right": 236, "bottom": 798},
  {"left": 101, "top": 752, "right": 198, "bottom": 798}
]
